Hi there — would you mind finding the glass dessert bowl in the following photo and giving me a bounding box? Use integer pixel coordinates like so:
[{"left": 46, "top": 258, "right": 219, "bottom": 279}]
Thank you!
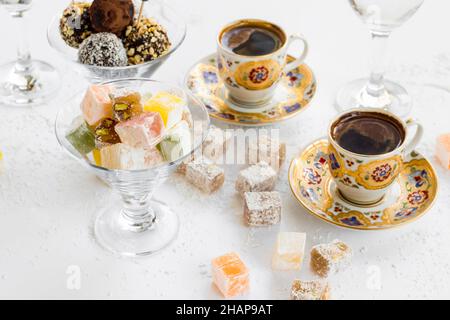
[
  {"left": 55, "top": 79, "right": 209, "bottom": 256},
  {"left": 47, "top": 0, "right": 186, "bottom": 83}
]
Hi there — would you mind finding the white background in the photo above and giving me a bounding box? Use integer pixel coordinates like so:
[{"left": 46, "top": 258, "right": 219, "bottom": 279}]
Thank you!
[{"left": 0, "top": 0, "right": 450, "bottom": 299}]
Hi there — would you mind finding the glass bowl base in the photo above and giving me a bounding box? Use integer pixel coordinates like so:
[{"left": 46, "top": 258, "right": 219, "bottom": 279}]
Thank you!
[
  {"left": 336, "top": 78, "right": 412, "bottom": 118},
  {"left": 94, "top": 198, "right": 179, "bottom": 257},
  {"left": 0, "top": 60, "right": 60, "bottom": 107}
]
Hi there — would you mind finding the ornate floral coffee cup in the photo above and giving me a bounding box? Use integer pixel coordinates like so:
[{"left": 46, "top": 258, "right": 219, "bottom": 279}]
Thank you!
[
  {"left": 217, "top": 19, "right": 308, "bottom": 108},
  {"left": 327, "top": 108, "right": 423, "bottom": 206}
]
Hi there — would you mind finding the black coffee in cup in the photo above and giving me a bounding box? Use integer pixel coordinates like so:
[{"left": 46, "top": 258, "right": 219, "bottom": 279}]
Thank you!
[
  {"left": 331, "top": 111, "right": 405, "bottom": 155},
  {"left": 221, "top": 24, "right": 284, "bottom": 56}
]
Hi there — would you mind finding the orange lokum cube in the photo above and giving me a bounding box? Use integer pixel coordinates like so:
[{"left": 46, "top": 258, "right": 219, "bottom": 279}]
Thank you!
[
  {"left": 212, "top": 252, "right": 249, "bottom": 298},
  {"left": 436, "top": 133, "right": 450, "bottom": 169}
]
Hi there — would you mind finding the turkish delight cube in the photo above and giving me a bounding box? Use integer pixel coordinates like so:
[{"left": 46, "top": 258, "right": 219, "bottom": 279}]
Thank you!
[
  {"left": 81, "top": 85, "right": 113, "bottom": 126},
  {"left": 290, "top": 280, "right": 330, "bottom": 300},
  {"left": 202, "top": 125, "right": 233, "bottom": 161},
  {"left": 66, "top": 116, "right": 96, "bottom": 154},
  {"left": 212, "top": 252, "right": 249, "bottom": 298},
  {"left": 235, "top": 162, "right": 277, "bottom": 196},
  {"left": 310, "top": 239, "right": 352, "bottom": 277},
  {"left": 272, "top": 232, "right": 306, "bottom": 271},
  {"left": 110, "top": 89, "right": 143, "bottom": 122},
  {"left": 436, "top": 133, "right": 450, "bottom": 169},
  {"left": 243, "top": 191, "right": 281, "bottom": 227},
  {"left": 144, "top": 91, "right": 185, "bottom": 129},
  {"left": 247, "top": 134, "right": 286, "bottom": 171},
  {"left": 100, "top": 143, "right": 163, "bottom": 170},
  {"left": 94, "top": 118, "right": 121, "bottom": 148},
  {"left": 158, "top": 120, "right": 192, "bottom": 162},
  {"left": 115, "top": 112, "right": 165, "bottom": 148},
  {"left": 185, "top": 159, "right": 225, "bottom": 193}
]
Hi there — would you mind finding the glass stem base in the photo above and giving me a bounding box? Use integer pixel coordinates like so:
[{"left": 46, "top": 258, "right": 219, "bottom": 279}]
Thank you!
[
  {"left": 336, "top": 78, "right": 412, "bottom": 118},
  {"left": 0, "top": 59, "right": 60, "bottom": 107},
  {"left": 94, "top": 198, "right": 179, "bottom": 257}
]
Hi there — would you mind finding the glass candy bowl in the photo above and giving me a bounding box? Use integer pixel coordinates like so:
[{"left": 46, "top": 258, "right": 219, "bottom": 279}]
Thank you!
[
  {"left": 55, "top": 79, "right": 210, "bottom": 256},
  {"left": 47, "top": 0, "right": 186, "bottom": 83}
]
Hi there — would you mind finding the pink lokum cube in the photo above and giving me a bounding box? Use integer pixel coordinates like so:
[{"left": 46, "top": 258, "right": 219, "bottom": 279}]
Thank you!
[
  {"left": 81, "top": 85, "right": 113, "bottom": 126},
  {"left": 115, "top": 112, "right": 165, "bottom": 148}
]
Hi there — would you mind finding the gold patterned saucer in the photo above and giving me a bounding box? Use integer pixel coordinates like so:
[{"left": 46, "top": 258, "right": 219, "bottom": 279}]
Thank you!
[
  {"left": 184, "top": 54, "right": 317, "bottom": 126},
  {"left": 288, "top": 139, "right": 438, "bottom": 230}
]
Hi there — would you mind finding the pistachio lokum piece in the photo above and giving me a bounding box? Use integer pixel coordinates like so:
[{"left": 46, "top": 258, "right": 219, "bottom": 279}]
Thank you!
[
  {"left": 110, "top": 89, "right": 143, "bottom": 122},
  {"left": 94, "top": 118, "right": 121, "bottom": 148}
]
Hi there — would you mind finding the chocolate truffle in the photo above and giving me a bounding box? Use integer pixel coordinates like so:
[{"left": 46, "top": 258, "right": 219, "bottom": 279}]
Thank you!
[
  {"left": 59, "top": 2, "right": 93, "bottom": 48},
  {"left": 123, "top": 18, "right": 171, "bottom": 65},
  {"left": 78, "top": 33, "right": 128, "bottom": 67},
  {"left": 90, "top": 0, "right": 134, "bottom": 35}
]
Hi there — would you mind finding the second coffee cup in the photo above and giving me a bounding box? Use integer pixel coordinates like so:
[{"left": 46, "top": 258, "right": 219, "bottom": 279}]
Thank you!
[
  {"left": 217, "top": 19, "right": 309, "bottom": 108},
  {"left": 328, "top": 108, "right": 423, "bottom": 206}
]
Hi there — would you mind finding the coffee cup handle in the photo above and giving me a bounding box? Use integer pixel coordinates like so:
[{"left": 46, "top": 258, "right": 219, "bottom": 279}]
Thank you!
[
  {"left": 283, "top": 34, "right": 309, "bottom": 74},
  {"left": 403, "top": 118, "right": 423, "bottom": 155}
]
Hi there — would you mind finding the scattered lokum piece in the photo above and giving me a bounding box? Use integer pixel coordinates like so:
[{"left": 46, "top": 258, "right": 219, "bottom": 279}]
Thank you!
[
  {"left": 115, "top": 112, "right": 164, "bottom": 148},
  {"left": 212, "top": 252, "right": 249, "bottom": 298},
  {"left": 247, "top": 134, "right": 286, "bottom": 171},
  {"left": 235, "top": 162, "right": 277, "bottom": 196},
  {"left": 185, "top": 159, "right": 225, "bottom": 193},
  {"left": 100, "top": 143, "right": 163, "bottom": 170},
  {"left": 110, "top": 90, "right": 143, "bottom": 122},
  {"left": 310, "top": 239, "right": 352, "bottom": 278},
  {"left": 94, "top": 118, "right": 121, "bottom": 148},
  {"left": 436, "top": 133, "right": 450, "bottom": 169},
  {"left": 80, "top": 85, "right": 113, "bottom": 126},
  {"left": 158, "top": 121, "right": 192, "bottom": 162},
  {"left": 202, "top": 125, "right": 233, "bottom": 161},
  {"left": 272, "top": 232, "right": 306, "bottom": 271},
  {"left": 290, "top": 280, "right": 330, "bottom": 300},
  {"left": 66, "top": 117, "right": 96, "bottom": 154},
  {"left": 144, "top": 91, "right": 185, "bottom": 130},
  {"left": 243, "top": 191, "right": 281, "bottom": 227}
]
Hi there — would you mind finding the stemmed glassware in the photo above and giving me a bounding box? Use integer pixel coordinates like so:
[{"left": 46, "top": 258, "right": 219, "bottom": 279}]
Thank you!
[
  {"left": 55, "top": 79, "right": 210, "bottom": 256},
  {"left": 47, "top": 0, "right": 186, "bottom": 83},
  {"left": 0, "top": 0, "right": 60, "bottom": 106},
  {"left": 336, "top": 0, "right": 424, "bottom": 117}
]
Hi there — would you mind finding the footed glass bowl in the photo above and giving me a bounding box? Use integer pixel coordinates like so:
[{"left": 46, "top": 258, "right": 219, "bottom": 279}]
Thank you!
[
  {"left": 55, "top": 79, "right": 209, "bottom": 256},
  {"left": 47, "top": 0, "right": 186, "bottom": 83}
]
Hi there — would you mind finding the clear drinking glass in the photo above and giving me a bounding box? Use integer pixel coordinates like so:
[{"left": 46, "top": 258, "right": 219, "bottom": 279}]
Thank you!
[
  {"left": 0, "top": 0, "right": 60, "bottom": 106},
  {"left": 55, "top": 79, "right": 210, "bottom": 256},
  {"left": 336, "top": 0, "right": 424, "bottom": 117}
]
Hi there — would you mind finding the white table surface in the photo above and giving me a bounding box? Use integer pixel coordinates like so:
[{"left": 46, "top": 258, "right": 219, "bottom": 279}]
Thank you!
[{"left": 0, "top": 0, "right": 450, "bottom": 300}]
